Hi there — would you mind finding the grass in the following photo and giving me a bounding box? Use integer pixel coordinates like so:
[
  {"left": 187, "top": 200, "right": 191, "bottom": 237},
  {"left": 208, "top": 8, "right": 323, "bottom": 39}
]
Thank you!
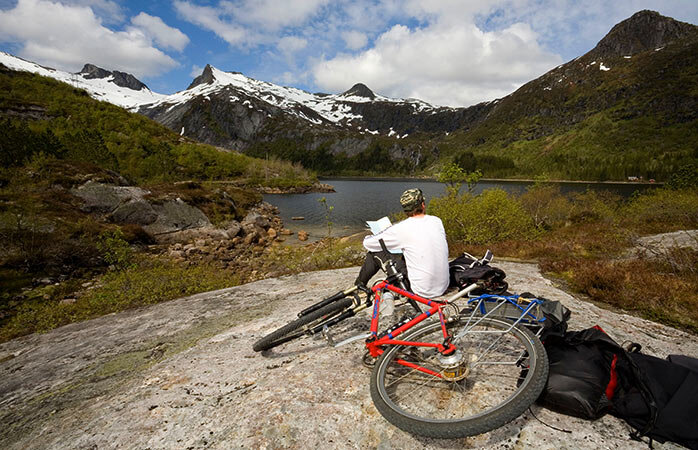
[{"left": 0, "top": 256, "right": 239, "bottom": 343}]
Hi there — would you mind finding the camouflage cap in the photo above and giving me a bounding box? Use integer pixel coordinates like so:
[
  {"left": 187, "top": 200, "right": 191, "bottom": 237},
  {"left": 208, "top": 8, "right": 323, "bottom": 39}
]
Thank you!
[{"left": 400, "top": 188, "right": 425, "bottom": 211}]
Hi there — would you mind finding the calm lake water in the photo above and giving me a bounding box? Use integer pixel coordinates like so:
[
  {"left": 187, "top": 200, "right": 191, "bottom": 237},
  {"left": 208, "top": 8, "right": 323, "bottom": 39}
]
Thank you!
[{"left": 263, "top": 178, "right": 660, "bottom": 240}]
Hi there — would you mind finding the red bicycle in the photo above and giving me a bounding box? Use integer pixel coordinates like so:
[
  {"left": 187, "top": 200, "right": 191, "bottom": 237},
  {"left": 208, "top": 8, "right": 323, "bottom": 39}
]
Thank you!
[{"left": 253, "top": 242, "right": 549, "bottom": 439}]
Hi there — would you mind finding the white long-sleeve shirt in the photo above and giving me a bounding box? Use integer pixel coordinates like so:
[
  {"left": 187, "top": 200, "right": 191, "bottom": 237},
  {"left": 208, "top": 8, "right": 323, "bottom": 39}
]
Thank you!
[{"left": 363, "top": 215, "right": 449, "bottom": 298}]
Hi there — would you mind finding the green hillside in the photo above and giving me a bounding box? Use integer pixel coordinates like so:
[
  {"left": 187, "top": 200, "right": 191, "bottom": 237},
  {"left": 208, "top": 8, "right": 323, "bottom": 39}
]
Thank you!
[
  {"left": 439, "top": 28, "right": 698, "bottom": 181},
  {"left": 0, "top": 64, "right": 315, "bottom": 188}
]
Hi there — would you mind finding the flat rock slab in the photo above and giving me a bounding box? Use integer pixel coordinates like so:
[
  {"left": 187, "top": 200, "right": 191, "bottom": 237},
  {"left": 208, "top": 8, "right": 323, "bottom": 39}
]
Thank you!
[{"left": 1, "top": 263, "right": 696, "bottom": 449}]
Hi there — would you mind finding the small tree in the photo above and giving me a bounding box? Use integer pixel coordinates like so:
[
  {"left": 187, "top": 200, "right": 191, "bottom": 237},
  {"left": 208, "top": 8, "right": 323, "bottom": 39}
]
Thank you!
[
  {"left": 437, "top": 162, "right": 482, "bottom": 196},
  {"left": 317, "top": 197, "right": 334, "bottom": 240}
]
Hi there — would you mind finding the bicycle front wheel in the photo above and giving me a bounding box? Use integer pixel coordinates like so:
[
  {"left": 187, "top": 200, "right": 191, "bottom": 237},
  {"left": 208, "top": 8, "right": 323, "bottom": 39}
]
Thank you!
[
  {"left": 252, "top": 297, "right": 353, "bottom": 352},
  {"left": 369, "top": 316, "right": 548, "bottom": 438}
]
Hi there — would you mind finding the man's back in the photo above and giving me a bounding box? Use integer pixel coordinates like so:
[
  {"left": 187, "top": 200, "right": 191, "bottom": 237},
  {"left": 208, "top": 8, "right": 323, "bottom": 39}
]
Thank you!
[{"left": 362, "top": 214, "right": 449, "bottom": 298}]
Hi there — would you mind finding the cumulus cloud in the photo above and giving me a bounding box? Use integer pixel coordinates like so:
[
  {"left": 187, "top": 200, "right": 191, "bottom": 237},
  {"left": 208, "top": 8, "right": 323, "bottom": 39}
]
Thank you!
[
  {"left": 0, "top": 0, "right": 181, "bottom": 77},
  {"left": 220, "top": 0, "right": 329, "bottom": 31},
  {"left": 173, "top": 1, "right": 250, "bottom": 46},
  {"left": 342, "top": 30, "right": 368, "bottom": 50},
  {"left": 312, "top": 20, "right": 562, "bottom": 106},
  {"left": 174, "top": 0, "right": 328, "bottom": 48},
  {"left": 278, "top": 36, "right": 308, "bottom": 54},
  {"left": 190, "top": 64, "right": 204, "bottom": 78},
  {"left": 129, "top": 12, "right": 189, "bottom": 52},
  {"left": 60, "top": 0, "right": 126, "bottom": 23}
]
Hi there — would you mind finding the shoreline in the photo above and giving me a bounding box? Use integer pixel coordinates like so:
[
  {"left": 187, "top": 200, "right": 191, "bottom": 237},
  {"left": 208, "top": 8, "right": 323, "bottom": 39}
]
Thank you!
[{"left": 319, "top": 175, "right": 663, "bottom": 186}]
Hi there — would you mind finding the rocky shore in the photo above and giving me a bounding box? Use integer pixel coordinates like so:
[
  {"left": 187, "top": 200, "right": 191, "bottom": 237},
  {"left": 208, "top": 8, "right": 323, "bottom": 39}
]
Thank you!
[{"left": 1, "top": 263, "right": 696, "bottom": 449}]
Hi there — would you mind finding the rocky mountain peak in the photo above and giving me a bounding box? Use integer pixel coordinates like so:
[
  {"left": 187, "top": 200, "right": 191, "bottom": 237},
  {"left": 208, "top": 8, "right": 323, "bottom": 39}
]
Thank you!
[
  {"left": 187, "top": 64, "right": 216, "bottom": 90},
  {"left": 341, "top": 83, "right": 375, "bottom": 99},
  {"left": 78, "top": 63, "right": 148, "bottom": 91},
  {"left": 590, "top": 10, "right": 698, "bottom": 58}
]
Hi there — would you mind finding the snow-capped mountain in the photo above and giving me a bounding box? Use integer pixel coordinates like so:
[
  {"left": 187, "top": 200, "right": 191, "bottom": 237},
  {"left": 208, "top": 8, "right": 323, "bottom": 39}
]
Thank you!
[
  {"left": 136, "top": 63, "right": 476, "bottom": 151},
  {"left": 0, "top": 51, "right": 164, "bottom": 109},
  {"left": 141, "top": 64, "right": 441, "bottom": 127},
  {"left": 0, "top": 51, "right": 449, "bottom": 130}
]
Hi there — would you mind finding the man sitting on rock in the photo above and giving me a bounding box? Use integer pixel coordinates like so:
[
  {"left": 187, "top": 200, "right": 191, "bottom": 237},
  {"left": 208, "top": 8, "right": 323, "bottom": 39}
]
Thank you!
[{"left": 355, "top": 188, "right": 450, "bottom": 313}]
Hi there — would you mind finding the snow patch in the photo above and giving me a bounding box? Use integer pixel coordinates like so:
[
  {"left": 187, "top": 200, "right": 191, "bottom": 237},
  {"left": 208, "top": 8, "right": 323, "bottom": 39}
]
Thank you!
[{"left": 599, "top": 63, "right": 610, "bottom": 71}]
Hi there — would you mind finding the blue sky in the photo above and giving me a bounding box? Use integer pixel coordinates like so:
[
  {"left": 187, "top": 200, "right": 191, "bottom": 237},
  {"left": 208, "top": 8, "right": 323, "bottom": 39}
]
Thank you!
[{"left": 1, "top": 0, "right": 697, "bottom": 107}]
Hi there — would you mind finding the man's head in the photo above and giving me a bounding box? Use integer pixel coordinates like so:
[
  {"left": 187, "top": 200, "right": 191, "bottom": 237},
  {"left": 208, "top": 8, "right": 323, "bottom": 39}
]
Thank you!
[{"left": 400, "top": 188, "right": 425, "bottom": 216}]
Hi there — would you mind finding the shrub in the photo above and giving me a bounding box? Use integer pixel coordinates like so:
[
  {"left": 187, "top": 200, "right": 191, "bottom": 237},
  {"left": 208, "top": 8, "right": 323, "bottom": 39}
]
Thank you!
[
  {"left": 568, "top": 190, "right": 619, "bottom": 224},
  {"left": 518, "top": 184, "right": 572, "bottom": 229},
  {"left": 621, "top": 188, "right": 698, "bottom": 229},
  {"left": 428, "top": 188, "right": 538, "bottom": 244},
  {"left": 96, "top": 228, "right": 133, "bottom": 270}
]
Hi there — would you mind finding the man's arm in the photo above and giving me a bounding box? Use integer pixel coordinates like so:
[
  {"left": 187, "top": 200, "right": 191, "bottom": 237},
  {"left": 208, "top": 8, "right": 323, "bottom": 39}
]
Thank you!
[{"left": 363, "top": 221, "right": 405, "bottom": 252}]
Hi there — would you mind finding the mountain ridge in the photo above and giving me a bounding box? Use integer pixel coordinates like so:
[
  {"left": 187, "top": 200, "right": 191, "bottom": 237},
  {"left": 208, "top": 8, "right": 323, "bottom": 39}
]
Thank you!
[{"left": 1, "top": 9, "right": 696, "bottom": 180}]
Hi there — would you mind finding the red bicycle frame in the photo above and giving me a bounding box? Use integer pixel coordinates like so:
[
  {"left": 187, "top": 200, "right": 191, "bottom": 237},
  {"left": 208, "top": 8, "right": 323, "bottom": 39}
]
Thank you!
[{"left": 365, "top": 281, "right": 457, "bottom": 378}]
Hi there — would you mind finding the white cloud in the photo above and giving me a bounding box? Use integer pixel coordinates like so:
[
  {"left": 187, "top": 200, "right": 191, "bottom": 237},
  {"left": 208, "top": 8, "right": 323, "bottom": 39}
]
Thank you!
[
  {"left": 312, "top": 20, "right": 562, "bottom": 107},
  {"left": 220, "top": 0, "right": 330, "bottom": 31},
  {"left": 278, "top": 36, "right": 308, "bottom": 54},
  {"left": 174, "top": 1, "right": 251, "bottom": 46},
  {"left": 342, "top": 30, "right": 368, "bottom": 50},
  {"left": 0, "top": 0, "right": 179, "bottom": 77},
  {"left": 174, "top": 0, "right": 327, "bottom": 48},
  {"left": 129, "top": 12, "right": 189, "bottom": 52},
  {"left": 190, "top": 64, "right": 203, "bottom": 78},
  {"left": 60, "top": 0, "right": 125, "bottom": 23}
]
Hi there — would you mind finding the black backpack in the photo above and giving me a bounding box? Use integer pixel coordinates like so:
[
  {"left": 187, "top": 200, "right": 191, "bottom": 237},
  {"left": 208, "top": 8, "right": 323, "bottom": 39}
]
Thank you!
[
  {"left": 538, "top": 326, "right": 698, "bottom": 449},
  {"left": 448, "top": 253, "right": 507, "bottom": 294}
]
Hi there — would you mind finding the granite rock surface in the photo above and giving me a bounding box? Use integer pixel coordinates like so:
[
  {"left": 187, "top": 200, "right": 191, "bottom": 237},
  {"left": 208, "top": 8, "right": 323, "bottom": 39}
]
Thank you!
[{"left": 1, "top": 262, "right": 696, "bottom": 449}]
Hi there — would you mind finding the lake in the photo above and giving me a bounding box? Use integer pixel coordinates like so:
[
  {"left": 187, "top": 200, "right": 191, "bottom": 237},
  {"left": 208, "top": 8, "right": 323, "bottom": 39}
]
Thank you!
[{"left": 263, "top": 178, "right": 660, "bottom": 240}]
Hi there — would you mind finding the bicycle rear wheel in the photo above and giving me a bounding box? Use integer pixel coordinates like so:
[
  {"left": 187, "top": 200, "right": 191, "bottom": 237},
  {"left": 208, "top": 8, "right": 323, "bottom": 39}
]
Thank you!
[
  {"left": 252, "top": 297, "right": 353, "bottom": 352},
  {"left": 369, "top": 316, "right": 548, "bottom": 438}
]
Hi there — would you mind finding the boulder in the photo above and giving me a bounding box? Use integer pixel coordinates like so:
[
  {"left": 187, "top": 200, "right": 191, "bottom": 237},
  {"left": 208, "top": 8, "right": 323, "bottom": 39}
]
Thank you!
[
  {"left": 142, "top": 199, "right": 211, "bottom": 236},
  {"left": 110, "top": 200, "right": 157, "bottom": 225},
  {"left": 297, "top": 230, "right": 308, "bottom": 241},
  {"left": 241, "top": 212, "right": 269, "bottom": 229},
  {"left": 70, "top": 181, "right": 149, "bottom": 213},
  {"left": 223, "top": 221, "right": 242, "bottom": 239}
]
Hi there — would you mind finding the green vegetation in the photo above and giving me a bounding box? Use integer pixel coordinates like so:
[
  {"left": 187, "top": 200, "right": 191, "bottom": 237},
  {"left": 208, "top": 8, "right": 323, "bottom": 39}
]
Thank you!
[
  {"left": 0, "top": 66, "right": 316, "bottom": 342},
  {"left": 0, "top": 67, "right": 315, "bottom": 188},
  {"left": 440, "top": 37, "right": 698, "bottom": 181},
  {"left": 0, "top": 256, "right": 237, "bottom": 342},
  {"left": 429, "top": 179, "right": 698, "bottom": 333},
  {"left": 246, "top": 136, "right": 428, "bottom": 176}
]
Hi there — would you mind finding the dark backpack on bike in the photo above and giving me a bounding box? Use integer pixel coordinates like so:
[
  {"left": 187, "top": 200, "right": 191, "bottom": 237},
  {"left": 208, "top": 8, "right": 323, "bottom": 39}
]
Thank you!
[{"left": 448, "top": 253, "right": 507, "bottom": 294}]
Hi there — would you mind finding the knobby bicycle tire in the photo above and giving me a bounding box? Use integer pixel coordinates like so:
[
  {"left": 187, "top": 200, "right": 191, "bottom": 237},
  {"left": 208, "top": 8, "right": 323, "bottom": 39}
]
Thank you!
[
  {"left": 369, "top": 316, "right": 548, "bottom": 438},
  {"left": 252, "top": 297, "right": 354, "bottom": 352}
]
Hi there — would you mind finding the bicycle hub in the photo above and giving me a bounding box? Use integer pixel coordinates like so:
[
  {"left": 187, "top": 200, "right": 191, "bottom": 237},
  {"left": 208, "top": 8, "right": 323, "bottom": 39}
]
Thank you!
[{"left": 437, "top": 350, "right": 469, "bottom": 381}]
